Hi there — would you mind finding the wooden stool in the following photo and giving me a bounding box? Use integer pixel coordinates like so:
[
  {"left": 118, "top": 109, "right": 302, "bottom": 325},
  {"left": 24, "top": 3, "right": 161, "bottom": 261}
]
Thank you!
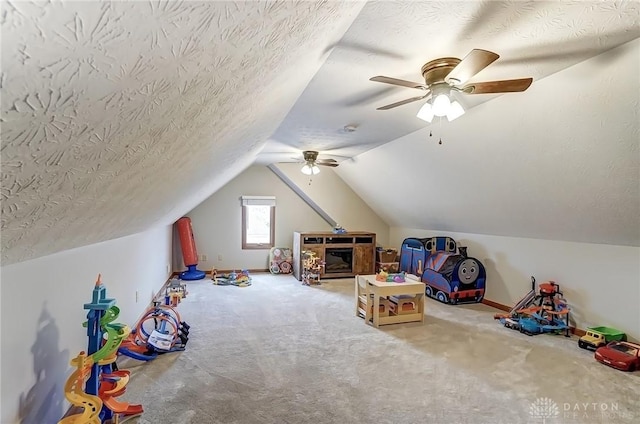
[
  {"left": 357, "top": 296, "right": 391, "bottom": 319},
  {"left": 388, "top": 295, "right": 418, "bottom": 315}
]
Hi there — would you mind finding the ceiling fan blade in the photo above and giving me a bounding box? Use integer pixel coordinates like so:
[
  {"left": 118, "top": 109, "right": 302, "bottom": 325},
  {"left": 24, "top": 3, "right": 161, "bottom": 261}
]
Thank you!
[
  {"left": 317, "top": 162, "right": 339, "bottom": 167},
  {"left": 376, "top": 93, "right": 430, "bottom": 110},
  {"left": 462, "top": 77, "right": 533, "bottom": 94},
  {"left": 317, "top": 158, "right": 337, "bottom": 163},
  {"left": 370, "top": 76, "right": 427, "bottom": 90},
  {"left": 445, "top": 49, "right": 499, "bottom": 85}
]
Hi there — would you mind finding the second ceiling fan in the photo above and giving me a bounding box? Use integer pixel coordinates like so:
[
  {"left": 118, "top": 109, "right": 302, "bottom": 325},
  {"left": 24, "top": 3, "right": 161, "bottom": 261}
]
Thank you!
[
  {"left": 300, "top": 150, "right": 338, "bottom": 175},
  {"left": 370, "top": 49, "right": 533, "bottom": 122}
]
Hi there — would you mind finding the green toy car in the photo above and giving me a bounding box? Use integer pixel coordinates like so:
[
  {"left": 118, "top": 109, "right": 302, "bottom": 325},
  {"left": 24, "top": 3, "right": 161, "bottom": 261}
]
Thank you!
[{"left": 579, "top": 326, "right": 626, "bottom": 350}]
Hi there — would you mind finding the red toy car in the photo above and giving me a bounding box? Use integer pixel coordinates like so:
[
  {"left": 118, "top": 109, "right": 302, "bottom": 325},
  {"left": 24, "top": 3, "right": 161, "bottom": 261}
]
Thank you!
[{"left": 594, "top": 341, "right": 640, "bottom": 371}]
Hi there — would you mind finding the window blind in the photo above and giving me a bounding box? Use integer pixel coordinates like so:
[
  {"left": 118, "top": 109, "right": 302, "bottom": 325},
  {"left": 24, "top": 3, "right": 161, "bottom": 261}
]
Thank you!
[{"left": 240, "top": 195, "right": 276, "bottom": 206}]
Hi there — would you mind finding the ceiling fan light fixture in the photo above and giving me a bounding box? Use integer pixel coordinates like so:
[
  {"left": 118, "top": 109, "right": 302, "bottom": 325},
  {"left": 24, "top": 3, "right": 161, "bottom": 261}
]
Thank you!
[
  {"left": 301, "top": 163, "right": 320, "bottom": 175},
  {"left": 446, "top": 100, "right": 465, "bottom": 121},
  {"left": 416, "top": 102, "right": 434, "bottom": 122},
  {"left": 432, "top": 93, "right": 451, "bottom": 116}
]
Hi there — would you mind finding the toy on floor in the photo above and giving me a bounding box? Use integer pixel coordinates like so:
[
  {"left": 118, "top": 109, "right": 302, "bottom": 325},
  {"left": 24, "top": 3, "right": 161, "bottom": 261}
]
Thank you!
[
  {"left": 578, "top": 327, "right": 626, "bottom": 351},
  {"left": 117, "top": 333, "right": 158, "bottom": 362},
  {"left": 494, "top": 276, "right": 570, "bottom": 337},
  {"left": 399, "top": 237, "right": 457, "bottom": 276},
  {"left": 269, "top": 247, "right": 293, "bottom": 274},
  {"left": 165, "top": 278, "right": 188, "bottom": 307},
  {"left": 301, "top": 250, "right": 324, "bottom": 286},
  {"left": 58, "top": 275, "right": 142, "bottom": 424},
  {"left": 422, "top": 250, "right": 486, "bottom": 304},
  {"left": 134, "top": 302, "right": 190, "bottom": 353},
  {"left": 212, "top": 269, "right": 252, "bottom": 287},
  {"left": 176, "top": 217, "right": 206, "bottom": 280},
  {"left": 595, "top": 341, "right": 640, "bottom": 372},
  {"left": 399, "top": 236, "right": 486, "bottom": 304}
]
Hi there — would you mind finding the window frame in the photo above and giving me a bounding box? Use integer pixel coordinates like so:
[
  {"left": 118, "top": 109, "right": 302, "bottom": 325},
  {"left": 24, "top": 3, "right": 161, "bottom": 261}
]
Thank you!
[{"left": 241, "top": 196, "right": 276, "bottom": 250}]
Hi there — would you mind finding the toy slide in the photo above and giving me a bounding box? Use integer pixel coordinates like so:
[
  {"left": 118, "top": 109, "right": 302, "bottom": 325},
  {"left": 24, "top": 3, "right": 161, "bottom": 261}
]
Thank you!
[
  {"left": 93, "top": 308, "right": 131, "bottom": 362},
  {"left": 493, "top": 288, "right": 537, "bottom": 319},
  {"left": 58, "top": 353, "right": 102, "bottom": 424},
  {"left": 99, "top": 370, "right": 143, "bottom": 416},
  {"left": 101, "top": 370, "right": 131, "bottom": 395},
  {"left": 81, "top": 306, "right": 130, "bottom": 362}
]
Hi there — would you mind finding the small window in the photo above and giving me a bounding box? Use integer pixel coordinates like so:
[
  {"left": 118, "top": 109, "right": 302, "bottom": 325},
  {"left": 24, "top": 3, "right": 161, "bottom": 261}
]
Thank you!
[{"left": 241, "top": 196, "right": 275, "bottom": 249}]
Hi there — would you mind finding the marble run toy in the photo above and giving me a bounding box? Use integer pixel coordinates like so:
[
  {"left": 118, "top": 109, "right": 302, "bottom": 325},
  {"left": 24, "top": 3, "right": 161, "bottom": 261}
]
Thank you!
[{"left": 301, "top": 251, "right": 324, "bottom": 286}]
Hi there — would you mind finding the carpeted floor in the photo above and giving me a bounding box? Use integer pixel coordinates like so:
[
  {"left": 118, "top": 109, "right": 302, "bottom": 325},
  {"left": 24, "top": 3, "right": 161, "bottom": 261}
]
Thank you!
[{"left": 119, "top": 273, "right": 639, "bottom": 424}]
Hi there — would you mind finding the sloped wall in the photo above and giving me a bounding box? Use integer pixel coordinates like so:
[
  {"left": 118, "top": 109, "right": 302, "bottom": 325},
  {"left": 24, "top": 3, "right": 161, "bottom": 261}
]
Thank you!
[
  {"left": 0, "top": 225, "right": 172, "bottom": 423},
  {"left": 390, "top": 227, "right": 640, "bottom": 342},
  {"left": 1, "top": 1, "right": 365, "bottom": 266}
]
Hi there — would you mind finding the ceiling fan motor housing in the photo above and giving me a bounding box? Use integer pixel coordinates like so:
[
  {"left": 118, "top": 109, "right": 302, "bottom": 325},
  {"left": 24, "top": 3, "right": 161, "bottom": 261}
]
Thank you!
[
  {"left": 302, "top": 150, "right": 319, "bottom": 162},
  {"left": 421, "top": 57, "right": 461, "bottom": 85}
]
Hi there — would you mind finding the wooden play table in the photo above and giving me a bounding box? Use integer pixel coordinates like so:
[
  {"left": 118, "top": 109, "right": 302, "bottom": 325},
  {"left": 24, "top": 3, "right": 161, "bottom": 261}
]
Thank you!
[{"left": 359, "top": 274, "right": 425, "bottom": 328}]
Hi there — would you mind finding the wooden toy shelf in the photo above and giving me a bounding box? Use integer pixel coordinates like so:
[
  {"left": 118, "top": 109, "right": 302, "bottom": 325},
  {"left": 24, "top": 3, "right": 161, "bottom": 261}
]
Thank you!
[{"left": 293, "top": 231, "right": 376, "bottom": 281}]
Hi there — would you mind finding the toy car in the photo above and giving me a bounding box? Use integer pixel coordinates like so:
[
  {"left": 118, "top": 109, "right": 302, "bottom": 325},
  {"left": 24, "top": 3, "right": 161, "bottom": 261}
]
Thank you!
[
  {"left": 519, "top": 317, "right": 542, "bottom": 335},
  {"left": 594, "top": 341, "right": 640, "bottom": 372},
  {"left": 502, "top": 317, "right": 520, "bottom": 330},
  {"left": 578, "top": 326, "right": 626, "bottom": 350}
]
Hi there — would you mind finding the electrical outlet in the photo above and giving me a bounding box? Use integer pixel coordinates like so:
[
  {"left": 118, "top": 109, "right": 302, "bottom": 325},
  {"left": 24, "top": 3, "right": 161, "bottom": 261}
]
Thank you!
[
  {"left": 201, "top": 254, "right": 208, "bottom": 261},
  {"left": 135, "top": 290, "right": 139, "bottom": 303},
  {"left": 218, "top": 254, "right": 222, "bottom": 261}
]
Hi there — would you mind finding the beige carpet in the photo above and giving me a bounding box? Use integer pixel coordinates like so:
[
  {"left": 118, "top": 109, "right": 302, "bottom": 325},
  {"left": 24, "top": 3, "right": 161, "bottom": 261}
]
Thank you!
[{"left": 119, "top": 273, "right": 639, "bottom": 424}]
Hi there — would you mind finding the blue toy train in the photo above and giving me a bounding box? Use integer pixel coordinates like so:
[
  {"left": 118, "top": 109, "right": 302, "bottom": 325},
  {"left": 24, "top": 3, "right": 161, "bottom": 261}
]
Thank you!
[{"left": 399, "top": 237, "right": 486, "bottom": 304}]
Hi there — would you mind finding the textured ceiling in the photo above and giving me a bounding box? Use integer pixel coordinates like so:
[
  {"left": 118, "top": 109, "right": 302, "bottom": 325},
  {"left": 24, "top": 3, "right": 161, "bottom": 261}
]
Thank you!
[
  {"left": 2, "top": 1, "right": 639, "bottom": 266},
  {"left": 265, "top": 0, "right": 639, "bottom": 160},
  {"left": 261, "top": 0, "right": 639, "bottom": 247},
  {"left": 336, "top": 38, "right": 640, "bottom": 246},
  {"left": 1, "top": 0, "right": 364, "bottom": 265}
]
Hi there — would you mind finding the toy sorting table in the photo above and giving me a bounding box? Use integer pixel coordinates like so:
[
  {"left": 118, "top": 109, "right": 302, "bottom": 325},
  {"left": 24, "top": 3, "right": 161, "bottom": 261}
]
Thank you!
[{"left": 359, "top": 274, "right": 425, "bottom": 328}]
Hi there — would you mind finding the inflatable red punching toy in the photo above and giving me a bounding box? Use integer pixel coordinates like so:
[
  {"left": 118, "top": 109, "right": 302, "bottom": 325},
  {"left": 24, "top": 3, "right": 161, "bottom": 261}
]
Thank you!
[{"left": 176, "top": 217, "right": 205, "bottom": 280}]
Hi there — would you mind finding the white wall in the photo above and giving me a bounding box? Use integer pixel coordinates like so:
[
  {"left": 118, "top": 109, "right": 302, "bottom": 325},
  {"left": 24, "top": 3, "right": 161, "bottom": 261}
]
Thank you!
[
  {"left": 390, "top": 227, "right": 640, "bottom": 341},
  {"left": 276, "top": 163, "right": 390, "bottom": 246},
  {"left": 185, "top": 165, "right": 390, "bottom": 272},
  {"left": 0, "top": 225, "right": 173, "bottom": 424}
]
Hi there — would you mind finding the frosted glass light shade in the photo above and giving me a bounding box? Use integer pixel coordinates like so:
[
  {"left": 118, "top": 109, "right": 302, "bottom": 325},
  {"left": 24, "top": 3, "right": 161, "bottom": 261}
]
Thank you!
[
  {"left": 416, "top": 102, "right": 434, "bottom": 122},
  {"left": 446, "top": 101, "right": 465, "bottom": 121},
  {"left": 432, "top": 94, "right": 451, "bottom": 116},
  {"left": 301, "top": 163, "right": 320, "bottom": 175}
]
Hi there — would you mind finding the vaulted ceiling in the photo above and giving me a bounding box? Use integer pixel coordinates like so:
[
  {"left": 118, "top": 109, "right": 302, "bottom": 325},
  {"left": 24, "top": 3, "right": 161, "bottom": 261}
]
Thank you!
[{"left": 2, "top": 1, "right": 639, "bottom": 265}]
